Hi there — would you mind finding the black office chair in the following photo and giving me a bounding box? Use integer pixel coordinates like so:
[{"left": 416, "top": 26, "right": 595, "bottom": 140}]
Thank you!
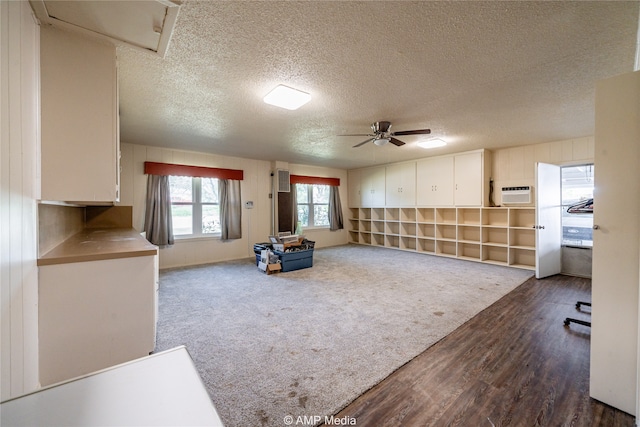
[{"left": 564, "top": 301, "right": 591, "bottom": 327}]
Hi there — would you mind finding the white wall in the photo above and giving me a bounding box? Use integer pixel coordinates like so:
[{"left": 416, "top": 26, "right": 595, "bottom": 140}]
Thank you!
[
  {"left": 119, "top": 143, "right": 349, "bottom": 269},
  {"left": 491, "top": 136, "right": 594, "bottom": 206},
  {"left": 0, "top": 1, "right": 41, "bottom": 399}
]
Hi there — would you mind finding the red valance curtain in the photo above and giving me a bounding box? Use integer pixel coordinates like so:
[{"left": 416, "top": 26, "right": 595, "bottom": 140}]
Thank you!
[
  {"left": 289, "top": 174, "right": 339, "bottom": 187},
  {"left": 144, "top": 162, "right": 244, "bottom": 180}
]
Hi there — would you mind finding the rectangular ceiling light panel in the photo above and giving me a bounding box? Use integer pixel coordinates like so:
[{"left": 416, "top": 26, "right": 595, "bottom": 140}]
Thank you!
[{"left": 263, "top": 85, "right": 311, "bottom": 110}]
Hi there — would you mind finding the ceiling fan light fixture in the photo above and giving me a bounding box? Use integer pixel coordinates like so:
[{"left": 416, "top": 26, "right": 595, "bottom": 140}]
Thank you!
[
  {"left": 374, "top": 137, "right": 390, "bottom": 146},
  {"left": 418, "top": 138, "right": 447, "bottom": 149},
  {"left": 263, "top": 85, "right": 311, "bottom": 110}
]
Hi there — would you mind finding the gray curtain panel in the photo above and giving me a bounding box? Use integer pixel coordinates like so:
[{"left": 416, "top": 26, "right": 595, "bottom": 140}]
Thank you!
[
  {"left": 220, "top": 179, "right": 242, "bottom": 240},
  {"left": 144, "top": 174, "right": 174, "bottom": 247},
  {"left": 290, "top": 183, "right": 298, "bottom": 233},
  {"left": 329, "top": 185, "right": 344, "bottom": 231}
]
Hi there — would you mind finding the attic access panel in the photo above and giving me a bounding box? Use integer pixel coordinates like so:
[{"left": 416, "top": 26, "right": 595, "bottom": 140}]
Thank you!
[{"left": 30, "top": 0, "right": 180, "bottom": 57}]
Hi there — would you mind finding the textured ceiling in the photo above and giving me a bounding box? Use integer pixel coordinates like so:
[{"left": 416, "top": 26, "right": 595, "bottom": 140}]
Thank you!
[{"left": 116, "top": 1, "right": 639, "bottom": 170}]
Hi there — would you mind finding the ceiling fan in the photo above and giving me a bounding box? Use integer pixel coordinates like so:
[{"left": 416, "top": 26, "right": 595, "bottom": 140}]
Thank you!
[{"left": 340, "top": 121, "right": 431, "bottom": 148}]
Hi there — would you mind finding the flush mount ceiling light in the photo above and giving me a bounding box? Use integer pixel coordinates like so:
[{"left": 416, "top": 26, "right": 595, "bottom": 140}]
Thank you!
[
  {"left": 418, "top": 138, "right": 447, "bottom": 149},
  {"left": 263, "top": 85, "right": 311, "bottom": 110}
]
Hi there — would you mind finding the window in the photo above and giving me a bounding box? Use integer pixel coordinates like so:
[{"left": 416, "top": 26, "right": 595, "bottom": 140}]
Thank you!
[
  {"left": 169, "top": 176, "right": 220, "bottom": 236},
  {"left": 561, "top": 164, "right": 594, "bottom": 247},
  {"left": 296, "top": 184, "right": 330, "bottom": 228}
]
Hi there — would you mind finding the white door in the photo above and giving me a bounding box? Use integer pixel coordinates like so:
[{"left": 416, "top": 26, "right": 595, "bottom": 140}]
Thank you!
[
  {"left": 535, "top": 162, "right": 562, "bottom": 279},
  {"left": 590, "top": 71, "right": 640, "bottom": 416}
]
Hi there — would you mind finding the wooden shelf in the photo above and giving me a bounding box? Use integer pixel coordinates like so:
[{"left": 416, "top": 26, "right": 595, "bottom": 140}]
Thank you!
[{"left": 348, "top": 206, "right": 537, "bottom": 271}]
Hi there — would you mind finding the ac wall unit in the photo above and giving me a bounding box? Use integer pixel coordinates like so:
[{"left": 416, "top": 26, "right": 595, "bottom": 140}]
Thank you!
[
  {"left": 275, "top": 169, "right": 290, "bottom": 192},
  {"left": 501, "top": 186, "right": 531, "bottom": 204}
]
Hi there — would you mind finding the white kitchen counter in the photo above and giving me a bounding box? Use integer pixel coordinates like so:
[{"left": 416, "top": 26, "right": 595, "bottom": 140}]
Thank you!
[{"left": 0, "top": 346, "right": 224, "bottom": 426}]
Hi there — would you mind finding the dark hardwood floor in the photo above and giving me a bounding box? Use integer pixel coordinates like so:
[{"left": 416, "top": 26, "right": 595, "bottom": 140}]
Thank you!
[{"left": 331, "top": 274, "right": 635, "bottom": 426}]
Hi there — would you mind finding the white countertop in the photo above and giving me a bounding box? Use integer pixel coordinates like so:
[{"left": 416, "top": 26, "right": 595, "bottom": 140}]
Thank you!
[{"left": 0, "top": 346, "right": 224, "bottom": 426}]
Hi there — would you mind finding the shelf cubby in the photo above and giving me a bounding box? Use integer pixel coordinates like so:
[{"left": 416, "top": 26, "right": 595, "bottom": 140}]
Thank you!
[
  {"left": 385, "top": 208, "right": 400, "bottom": 221},
  {"left": 400, "top": 222, "right": 416, "bottom": 236},
  {"left": 417, "top": 208, "right": 435, "bottom": 223},
  {"left": 359, "top": 208, "right": 372, "bottom": 220},
  {"left": 458, "top": 242, "right": 481, "bottom": 260},
  {"left": 482, "top": 208, "right": 508, "bottom": 227},
  {"left": 436, "top": 240, "right": 457, "bottom": 257},
  {"left": 349, "top": 208, "right": 360, "bottom": 219},
  {"left": 349, "top": 218, "right": 360, "bottom": 231},
  {"left": 401, "top": 236, "right": 417, "bottom": 251},
  {"left": 509, "top": 208, "right": 535, "bottom": 228},
  {"left": 372, "top": 208, "right": 385, "bottom": 220},
  {"left": 458, "top": 208, "right": 481, "bottom": 225},
  {"left": 401, "top": 208, "right": 416, "bottom": 222},
  {"left": 372, "top": 233, "right": 385, "bottom": 246},
  {"left": 436, "top": 224, "right": 457, "bottom": 241},
  {"left": 385, "top": 221, "right": 400, "bottom": 235},
  {"left": 372, "top": 220, "right": 385, "bottom": 234},
  {"left": 509, "top": 228, "right": 535, "bottom": 249},
  {"left": 348, "top": 230, "right": 359, "bottom": 243},
  {"left": 358, "top": 220, "right": 371, "bottom": 232},
  {"left": 385, "top": 234, "right": 400, "bottom": 249},
  {"left": 436, "top": 208, "right": 457, "bottom": 224},
  {"left": 482, "top": 245, "right": 508, "bottom": 265},
  {"left": 458, "top": 225, "right": 481, "bottom": 243},
  {"left": 481, "top": 227, "right": 508, "bottom": 246},
  {"left": 359, "top": 232, "right": 371, "bottom": 245},
  {"left": 418, "top": 223, "right": 435, "bottom": 238},
  {"left": 417, "top": 238, "right": 435, "bottom": 253},
  {"left": 509, "top": 247, "right": 536, "bottom": 270}
]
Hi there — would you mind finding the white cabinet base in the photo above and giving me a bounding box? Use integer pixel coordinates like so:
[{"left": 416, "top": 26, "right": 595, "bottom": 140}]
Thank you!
[{"left": 39, "top": 255, "right": 157, "bottom": 386}]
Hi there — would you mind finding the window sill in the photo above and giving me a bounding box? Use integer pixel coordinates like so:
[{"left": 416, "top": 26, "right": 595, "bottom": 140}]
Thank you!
[
  {"left": 173, "top": 234, "right": 221, "bottom": 242},
  {"left": 298, "top": 226, "right": 329, "bottom": 232}
]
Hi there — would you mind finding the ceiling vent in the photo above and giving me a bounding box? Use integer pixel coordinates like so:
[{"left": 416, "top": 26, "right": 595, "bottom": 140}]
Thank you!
[{"left": 276, "top": 169, "right": 290, "bottom": 193}]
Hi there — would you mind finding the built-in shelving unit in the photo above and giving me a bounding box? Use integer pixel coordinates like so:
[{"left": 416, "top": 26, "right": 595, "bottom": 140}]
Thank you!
[{"left": 348, "top": 206, "right": 536, "bottom": 271}]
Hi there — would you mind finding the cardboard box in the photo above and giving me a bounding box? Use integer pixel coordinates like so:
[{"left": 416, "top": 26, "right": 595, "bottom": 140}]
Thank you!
[
  {"left": 258, "top": 248, "right": 281, "bottom": 274},
  {"left": 258, "top": 261, "right": 281, "bottom": 274},
  {"left": 268, "top": 235, "right": 303, "bottom": 246}
]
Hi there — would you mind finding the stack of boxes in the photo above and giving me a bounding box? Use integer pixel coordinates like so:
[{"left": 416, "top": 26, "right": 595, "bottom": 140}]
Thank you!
[{"left": 254, "top": 234, "right": 315, "bottom": 274}]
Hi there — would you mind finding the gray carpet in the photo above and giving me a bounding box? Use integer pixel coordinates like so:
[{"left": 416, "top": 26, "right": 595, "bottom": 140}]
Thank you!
[{"left": 155, "top": 244, "right": 533, "bottom": 427}]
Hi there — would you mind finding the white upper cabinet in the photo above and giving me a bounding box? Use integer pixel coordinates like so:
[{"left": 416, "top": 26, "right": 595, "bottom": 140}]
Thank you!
[
  {"left": 454, "top": 151, "right": 483, "bottom": 206},
  {"left": 40, "top": 26, "right": 119, "bottom": 203},
  {"left": 360, "top": 166, "right": 385, "bottom": 207},
  {"left": 349, "top": 149, "right": 490, "bottom": 209},
  {"left": 416, "top": 156, "right": 454, "bottom": 206},
  {"left": 347, "top": 169, "right": 361, "bottom": 208},
  {"left": 385, "top": 162, "right": 416, "bottom": 207}
]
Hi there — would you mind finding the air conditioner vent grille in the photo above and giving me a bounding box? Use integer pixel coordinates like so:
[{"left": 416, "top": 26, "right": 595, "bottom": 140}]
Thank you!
[
  {"left": 501, "top": 186, "right": 531, "bottom": 204},
  {"left": 276, "top": 169, "right": 290, "bottom": 192}
]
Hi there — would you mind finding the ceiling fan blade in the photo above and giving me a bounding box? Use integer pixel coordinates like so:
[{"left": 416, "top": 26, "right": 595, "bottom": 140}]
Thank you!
[
  {"left": 392, "top": 129, "right": 431, "bottom": 136},
  {"left": 389, "top": 137, "right": 406, "bottom": 147},
  {"left": 353, "top": 138, "right": 375, "bottom": 148}
]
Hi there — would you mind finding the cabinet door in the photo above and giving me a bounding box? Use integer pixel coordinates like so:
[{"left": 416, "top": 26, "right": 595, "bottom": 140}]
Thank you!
[
  {"left": 454, "top": 152, "right": 482, "bottom": 206},
  {"left": 385, "top": 162, "right": 416, "bottom": 207},
  {"left": 39, "top": 256, "right": 156, "bottom": 386},
  {"left": 361, "top": 166, "right": 385, "bottom": 207},
  {"left": 347, "top": 169, "right": 361, "bottom": 208},
  {"left": 416, "top": 156, "right": 454, "bottom": 206},
  {"left": 40, "top": 27, "right": 119, "bottom": 203}
]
